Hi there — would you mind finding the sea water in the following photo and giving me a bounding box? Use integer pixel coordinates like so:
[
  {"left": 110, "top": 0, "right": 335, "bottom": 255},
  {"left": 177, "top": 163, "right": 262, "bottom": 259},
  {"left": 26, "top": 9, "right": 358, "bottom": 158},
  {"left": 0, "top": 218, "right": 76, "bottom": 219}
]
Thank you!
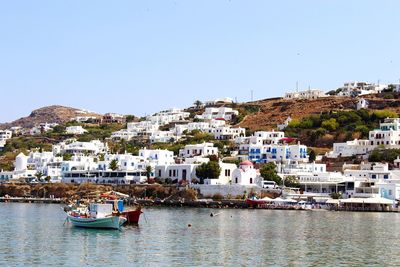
[{"left": 0, "top": 203, "right": 398, "bottom": 266}]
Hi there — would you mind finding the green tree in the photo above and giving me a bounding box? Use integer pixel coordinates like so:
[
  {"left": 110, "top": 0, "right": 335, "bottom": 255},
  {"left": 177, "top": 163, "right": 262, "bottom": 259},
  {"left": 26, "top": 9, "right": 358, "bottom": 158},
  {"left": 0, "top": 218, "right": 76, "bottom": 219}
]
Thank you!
[
  {"left": 322, "top": 118, "right": 339, "bottom": 131},
  {"left": 284, "top": 176, "right": 300, "bottom": 188},
  {"left": 195, "top": 161, "right": 221, "bottom": 183},
  {"left": 63, "top": 153, "right": 72, "bottom": 161},
  {"left": 308, "top": 149, "right": 316, "bottom": 162},
  {"left": 145, "top": 165, "right": 153, "bottom": 182},
  {"left": 260, "top": 162, "right": 282, "bottom": 185},
  {"left": 109, "top": 159, "right": 119, "bottom": 171},
  {"left": 125, "top": 115, "right": 136, "bottom": 123}
]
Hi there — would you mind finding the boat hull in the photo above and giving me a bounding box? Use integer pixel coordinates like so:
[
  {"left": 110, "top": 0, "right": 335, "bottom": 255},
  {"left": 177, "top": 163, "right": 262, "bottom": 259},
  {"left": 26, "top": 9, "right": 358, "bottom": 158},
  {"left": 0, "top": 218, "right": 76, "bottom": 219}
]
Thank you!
[
  {"left": 67, "top": 215, "right": 127, "bottom": 229},
  {"left": 246, "top": 199, "right": 267, "bottom": 206},
  {"left": 121, "top": 210, "right": 142, "bottom": 224}
]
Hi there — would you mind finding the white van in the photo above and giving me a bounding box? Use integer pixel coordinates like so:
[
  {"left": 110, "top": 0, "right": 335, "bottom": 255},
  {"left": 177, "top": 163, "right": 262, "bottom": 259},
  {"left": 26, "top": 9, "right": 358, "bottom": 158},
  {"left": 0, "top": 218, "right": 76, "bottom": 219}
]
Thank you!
[{"left": 262, "top": 180, "right": 277, "bottom": 189}]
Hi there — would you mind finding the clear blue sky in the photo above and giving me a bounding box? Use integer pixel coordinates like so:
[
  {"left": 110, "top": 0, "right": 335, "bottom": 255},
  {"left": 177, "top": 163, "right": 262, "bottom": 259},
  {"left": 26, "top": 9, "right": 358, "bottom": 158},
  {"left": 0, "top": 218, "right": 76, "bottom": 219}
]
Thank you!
[{"left": 1, "top": 1, "right": 400, "bottom": 123}]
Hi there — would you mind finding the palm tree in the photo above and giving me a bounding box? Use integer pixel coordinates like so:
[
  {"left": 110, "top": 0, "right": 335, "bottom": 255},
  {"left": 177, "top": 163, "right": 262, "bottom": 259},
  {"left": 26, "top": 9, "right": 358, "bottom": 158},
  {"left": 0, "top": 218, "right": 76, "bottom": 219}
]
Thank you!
[
  {"left": 109, "top": 159, "right": 119, "bottom": 171},
  {"left": 145, "top": 165, "right": 153, "bottom": 183}
]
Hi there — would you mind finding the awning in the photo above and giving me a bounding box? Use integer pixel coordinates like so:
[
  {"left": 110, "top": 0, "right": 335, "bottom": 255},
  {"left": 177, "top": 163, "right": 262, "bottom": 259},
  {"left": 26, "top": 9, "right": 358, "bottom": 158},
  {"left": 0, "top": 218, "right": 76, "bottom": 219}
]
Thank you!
[
  {"left": 340, "top": 197, "right": 393, "bottom": 205},
  {"left": 326, "top": 199, "right": 340, "bottom": 204},
  {"left": 272, "top": 197, "right": 297, "bottom": 203}
]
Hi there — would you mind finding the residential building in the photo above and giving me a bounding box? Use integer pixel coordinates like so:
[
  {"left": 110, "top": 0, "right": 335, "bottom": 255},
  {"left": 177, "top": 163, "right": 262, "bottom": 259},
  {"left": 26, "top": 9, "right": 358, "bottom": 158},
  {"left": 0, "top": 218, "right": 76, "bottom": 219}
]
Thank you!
[
  {"left": 66, "top": 126, "right": 87, "bottom": 135},
  {"left": 196, "top": 107, "right": 239, "bottom": 121},
  {"left": 103, "top": 113, "right": 125, "bottom": 124},
  {"left": 248, "top": 143, "right": 308, "bottom": 163},
  {"left": 208, "top": 126, "right": 245, "bottom": 140},
  {"left": 179, "top": 143, "right": 219, "bottom": 158},
  {"left": 53, "top": 140, "right": 108, "bottom": 156},
  {"left": 30, "top": 123, "right": 58, "bottom": 135},
  {"left": 285, "top": 89, "right": 326, "bottom": 100}
]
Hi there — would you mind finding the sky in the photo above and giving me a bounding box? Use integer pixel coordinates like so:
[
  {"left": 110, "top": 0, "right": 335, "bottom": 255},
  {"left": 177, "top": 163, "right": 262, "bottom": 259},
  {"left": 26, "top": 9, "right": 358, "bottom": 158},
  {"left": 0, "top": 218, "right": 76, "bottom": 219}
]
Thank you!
[{"left": 1, "top": 1, "right": 400, "bottom": 123}]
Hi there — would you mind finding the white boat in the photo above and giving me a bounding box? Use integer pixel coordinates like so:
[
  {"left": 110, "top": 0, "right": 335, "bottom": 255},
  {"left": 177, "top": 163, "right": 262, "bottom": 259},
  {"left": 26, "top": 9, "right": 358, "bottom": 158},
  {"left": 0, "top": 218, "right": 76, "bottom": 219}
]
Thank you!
[{"left": 66, "top": 203, "right": 127, "bottom": 230}]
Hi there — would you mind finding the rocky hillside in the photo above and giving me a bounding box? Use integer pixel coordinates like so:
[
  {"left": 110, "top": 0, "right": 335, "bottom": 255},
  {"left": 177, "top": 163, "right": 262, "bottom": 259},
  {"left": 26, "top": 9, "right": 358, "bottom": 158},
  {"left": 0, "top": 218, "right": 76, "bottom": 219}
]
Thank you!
[
  {"left": 239, "top": 94, "right": 400, "bottom": 131},
  {"left": 0, "top": 105, "right": 102, "bottom": 129}
]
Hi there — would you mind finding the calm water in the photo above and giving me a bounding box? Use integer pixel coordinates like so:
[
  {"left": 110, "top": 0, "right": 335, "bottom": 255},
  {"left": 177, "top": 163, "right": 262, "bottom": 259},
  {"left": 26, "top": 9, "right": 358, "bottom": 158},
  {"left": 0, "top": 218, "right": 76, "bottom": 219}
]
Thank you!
[{"left": 0, "top": 203, "right": 399, "bottom": 267}]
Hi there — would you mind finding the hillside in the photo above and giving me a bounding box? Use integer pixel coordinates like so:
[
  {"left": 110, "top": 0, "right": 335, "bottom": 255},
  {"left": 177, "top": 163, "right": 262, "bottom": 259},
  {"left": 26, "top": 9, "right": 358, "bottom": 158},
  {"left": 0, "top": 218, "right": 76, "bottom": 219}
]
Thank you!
[
  {"left": 0, "top": 105, "right": 102, "bottom": 129},
  {"left": 239, "top": 94, "right": 400, "bottom": 131}
]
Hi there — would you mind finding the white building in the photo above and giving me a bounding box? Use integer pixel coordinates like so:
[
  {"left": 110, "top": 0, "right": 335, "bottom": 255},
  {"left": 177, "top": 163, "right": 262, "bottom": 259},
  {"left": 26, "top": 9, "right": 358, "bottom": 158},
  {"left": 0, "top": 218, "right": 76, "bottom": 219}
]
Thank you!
[
  {"left": 196, "top": 107, "right": 239, "bottom": 121},
  {"left": 328, "top": 118, "right": 400, "bottom": 158},
  {"left": 150, "top": 130, "right": 179, "bottom": 143},
  {"left": 330, "top": 139, "right": 371, "bottom": 158},
  {"left": 204, "top": 97, "right": 234, "bottom": 106},
  {"left": 369, "top": 118, "right": 400, "bottom": 147},
  {"left": 147, "top": 108, "right": 190, "bottom": 125},
  {"left": 139, "top": 148, "right": 175, "bottom": 165},
  {"left": 155, "top": 160, "right": 236, "bottom": 185},
  {"left": 30, "top": 123, "right": 58, "bottom": 135},
  {"left": 248, "top": 143, "right": 308, "bottom": 164},
  {"left": 66, "top": 126, "right": 87, "bottom": 135},
  {"left": 208, "top": 127, "right": 245, "bottom": 140},
  {"left": 277, "top": 116, "right": 292, "bottom": 131},
  {"left": 285, "top": 89, "right": 326, "bottom": 100},
  {"left": 338, "top": 81, "right": 387, "bottom": 97},
  {"left": 356, "top": 98, "right": 368, "bottom": 110},
  {"left": 179, "top": 143, "right": 219, "bottom": 158},
  {"left": 0, "top": 130, "right": 12, "bottom": 149},
  {"left": 173, "top": 120, "right": 226, "bottom": 136},
  {"left": 0, "top": 153, "right": 36, "bottom": 182},
  {"left": 53, "top": 140, "right": 108, "bottom": 156},
  {"left": 231, "top": 161, "right": 261, "bottom": 186}
]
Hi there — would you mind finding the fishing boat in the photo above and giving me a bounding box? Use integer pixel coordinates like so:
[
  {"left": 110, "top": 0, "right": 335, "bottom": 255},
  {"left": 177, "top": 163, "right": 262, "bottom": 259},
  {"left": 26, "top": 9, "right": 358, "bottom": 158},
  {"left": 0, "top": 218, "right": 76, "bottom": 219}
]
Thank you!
[
  {"left": 101, "top": 191, "right": 143, "bottom": 224},
  {"left": 66, "top": 203, "right": 127, "bottom": 230},
  {"left": 246, "top": 197, "right": 268, "bottom": 206}
]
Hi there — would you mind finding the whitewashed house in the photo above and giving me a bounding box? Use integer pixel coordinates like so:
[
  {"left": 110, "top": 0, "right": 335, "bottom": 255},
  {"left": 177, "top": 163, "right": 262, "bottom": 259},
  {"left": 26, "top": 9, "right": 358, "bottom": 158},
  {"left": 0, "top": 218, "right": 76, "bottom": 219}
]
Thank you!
[
  {"left": 0, "top": 130, "right": 12, "bottom": 149},
  {"left": 277, "top": 117, "right": 292, "bottom": 130},
  {"left": 248, "top": 143, "right": 308, "bottom": 164},
  {"left": 139, "top": 148, "right": 175, "bottom": 165},
  {"left": 196, "top": 107, "right": 239, "bottom": 121},
  {"left": 179, "top": 143, "right": 219, "bottom": 158},
  {"left": 356, "top": 98, "right": 368, "bottom": 110},
  {"left": 53, "top": 140, "right": 108, "bottom": 156},
  {"left": 208, "top": 126, "right": 245, "bottom": 140},
  {"left": 66, "top": 126, "right": 87, "bottom": 135},
  {"left": 285, "top": 89, "right": 326, "bottom": 100},
  {"left": 30, "top": 123, "right": 58, "bottom": 135},
  {"left": 338, "top": 81, "right": 387, "bottom": 96}
]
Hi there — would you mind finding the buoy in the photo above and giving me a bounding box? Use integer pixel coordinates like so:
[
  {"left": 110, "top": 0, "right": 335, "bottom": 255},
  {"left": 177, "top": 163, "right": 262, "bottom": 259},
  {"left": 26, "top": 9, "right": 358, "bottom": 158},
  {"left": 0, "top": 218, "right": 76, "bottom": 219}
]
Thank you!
[
  {"left": 188, "top": 224, "right": 192, "bottom": 227},
  {"left": 210, "top": 213, "right": 214, "bottom": 217}
]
